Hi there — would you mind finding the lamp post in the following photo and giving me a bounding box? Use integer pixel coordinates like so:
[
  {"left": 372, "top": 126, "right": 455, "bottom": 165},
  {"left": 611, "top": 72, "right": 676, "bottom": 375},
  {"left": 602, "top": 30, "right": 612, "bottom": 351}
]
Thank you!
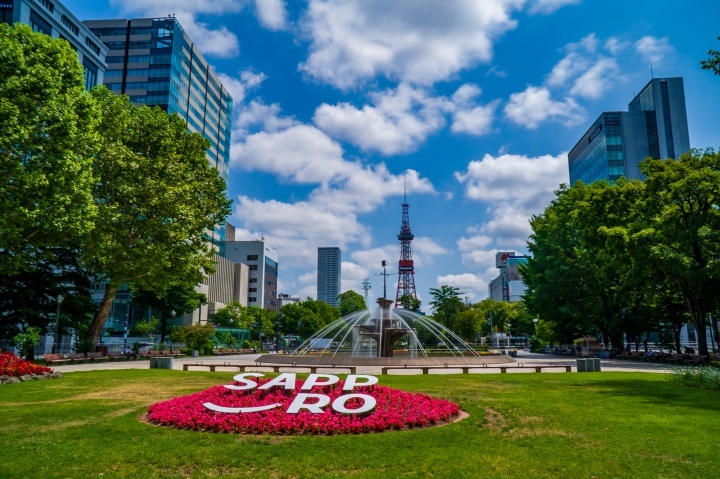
[
  {"left": 51, "top": 295, "right": 64, "bottom": 354},
  {"left": 507, "top": 322, "right": 512, "bottom": 349}
]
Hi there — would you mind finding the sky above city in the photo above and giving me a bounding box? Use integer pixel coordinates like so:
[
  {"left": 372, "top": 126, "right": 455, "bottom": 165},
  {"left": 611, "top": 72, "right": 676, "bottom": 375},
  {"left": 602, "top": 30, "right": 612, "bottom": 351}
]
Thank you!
[{"left": 64, "top": 0, "right": 720, "bottom": 305}]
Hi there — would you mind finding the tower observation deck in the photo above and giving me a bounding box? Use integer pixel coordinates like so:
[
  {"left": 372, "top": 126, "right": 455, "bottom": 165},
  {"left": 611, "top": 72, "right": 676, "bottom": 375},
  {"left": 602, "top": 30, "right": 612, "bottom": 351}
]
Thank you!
[{"left": 394, "top": 198, "right": 418, "bottom": 308}]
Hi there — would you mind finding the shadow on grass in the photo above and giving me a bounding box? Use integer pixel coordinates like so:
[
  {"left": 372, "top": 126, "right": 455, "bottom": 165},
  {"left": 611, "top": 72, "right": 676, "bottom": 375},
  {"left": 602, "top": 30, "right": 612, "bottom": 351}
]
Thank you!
[{"left": 589, "top": 376, "right": 720, "bottom": 412}]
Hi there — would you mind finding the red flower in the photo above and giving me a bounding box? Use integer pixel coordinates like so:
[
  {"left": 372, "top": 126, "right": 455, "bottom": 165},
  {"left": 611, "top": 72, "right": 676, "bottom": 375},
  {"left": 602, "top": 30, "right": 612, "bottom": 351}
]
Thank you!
[
  {"left": 147, "top": 378, "right": 460, "bottom": 435},
  {"left": 0, "top": 353, "right": 53, "bottom": 377}
]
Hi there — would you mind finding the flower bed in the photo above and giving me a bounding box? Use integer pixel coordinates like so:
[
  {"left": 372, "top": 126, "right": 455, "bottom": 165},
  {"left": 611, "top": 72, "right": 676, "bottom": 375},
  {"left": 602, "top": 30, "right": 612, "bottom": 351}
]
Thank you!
[
  {"left": 148, "top": 379, "right": 460, "bottom": 435},
  {"left": 0, "top": 353, "right": 52, "bottom": 377}
]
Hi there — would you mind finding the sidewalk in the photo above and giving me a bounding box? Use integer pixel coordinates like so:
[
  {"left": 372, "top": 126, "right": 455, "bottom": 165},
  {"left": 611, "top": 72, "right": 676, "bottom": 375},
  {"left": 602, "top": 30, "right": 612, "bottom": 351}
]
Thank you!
[{"left": 49, "top": 351, "right": 672, "bottom": 375}]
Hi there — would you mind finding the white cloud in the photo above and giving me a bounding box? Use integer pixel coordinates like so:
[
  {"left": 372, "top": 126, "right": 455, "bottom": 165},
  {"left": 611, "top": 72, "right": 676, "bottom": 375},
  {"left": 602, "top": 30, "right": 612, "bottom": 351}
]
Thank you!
[
  {"left": 546, "top": 52, "right": 590, "bottom": 87},
  {"left": 234, "top": 100, "right": 298, "bottom": 137},
  {"left": 454, "top": 152, "right": 568, "bottom": 277},
  {"left": 455, "top": 152, "right": 568, "bottom": 207},
  {"left": 313, "top": 84, "right": 449, "bottom": 155},
  {"left": 451, "top": 84, "right": 499, "bottom": 136},
  {"left": 527, "top": 0, "right": 580, "bottom": 15},
  {"left": 254, "top": 0, "right": 288, "bottom": 30},
  {"left": 216, "top": 69, "right": 267, "bottom": 104},
  {"left": 435, "top": 273, "right": 488, "bottom": 301},
  {"left": 604, "top": 37, "right": 628, "bottom": 55},
  {"left": 340, "top": 261, "right": 371, "bottom": 296},
  {"left": 110, "top": 0, "right": 242, "bottom": 58},
  {"left": 635, "top": 36, "right": 673, "bottom": 65},
  {"left": 299, "top": 0, "right": 524, "bottom": 89},
  {"left": 569, "top": 57, "right": 620, "bottom": 99},
  {"left": 504, "top": 86, "right": 584, "bottom": 128}
]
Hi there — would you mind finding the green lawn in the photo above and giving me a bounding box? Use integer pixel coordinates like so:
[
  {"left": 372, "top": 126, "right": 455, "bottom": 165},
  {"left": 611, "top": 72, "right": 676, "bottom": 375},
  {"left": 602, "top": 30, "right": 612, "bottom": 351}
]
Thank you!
[{"left": 1, "top": 370, "right": 718, "bottom": 479}]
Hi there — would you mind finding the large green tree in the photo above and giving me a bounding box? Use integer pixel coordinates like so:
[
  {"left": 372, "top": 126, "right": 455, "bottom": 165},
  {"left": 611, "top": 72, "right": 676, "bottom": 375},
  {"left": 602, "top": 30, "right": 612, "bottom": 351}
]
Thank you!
[
  {"left": 337, "top": 290, "right": 367, "bottom": 316},
  {"left": 523, "top": 179, "right": 647, "bottom": 348},
  {"left": 83, "top": 87, "right": 231, "bottom": 347},
  {"left": 131, "top": 283, "right": 207, "bottom": 342},
  {"left": 428, "top": 285, "right": 465, "bottom": 330},
  {"left": 629, "top": 151, "right": 720, "bottom": 355},
  {"left": 0, "top": 24, "right": 99, "bottom": 274}
]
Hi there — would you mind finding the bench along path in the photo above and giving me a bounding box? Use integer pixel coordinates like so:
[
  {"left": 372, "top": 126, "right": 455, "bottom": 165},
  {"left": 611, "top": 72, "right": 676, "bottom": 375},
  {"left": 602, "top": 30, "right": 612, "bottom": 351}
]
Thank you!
[
  {"left": 183, "top": 362, "right": 357, "bottom": 375},
  {"left": 381, "top": 364, "right": 572, "bottom": 375}
]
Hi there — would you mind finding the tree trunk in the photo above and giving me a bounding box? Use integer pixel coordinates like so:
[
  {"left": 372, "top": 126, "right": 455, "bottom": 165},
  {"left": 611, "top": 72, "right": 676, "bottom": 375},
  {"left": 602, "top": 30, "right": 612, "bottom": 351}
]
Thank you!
[{"left": 86, "top": 283, "right": 118, "bottom": 348}]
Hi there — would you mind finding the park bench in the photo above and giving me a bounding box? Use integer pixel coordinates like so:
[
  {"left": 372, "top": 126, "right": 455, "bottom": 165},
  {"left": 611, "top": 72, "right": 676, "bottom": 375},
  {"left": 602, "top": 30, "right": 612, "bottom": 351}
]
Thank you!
[
  {"left": 86, "top": 352, "right": 106, "bottom": 363},
  {"left": 665, "top": 354, "right": 686, "bottom": 365},
  {"left": 107, "top": 352, "right": 129, "bottom": 361},
  {"left": 687, "top": 355, "right": 709, "bottom": 366},
  {"left": 44, "top": 353, "right": 71, "bottom": 366},
  {"left": 67, "top": 353, "right": 87, "bottom": 364},
  {"left": 183, "top": 363, "right": 357, "bottom": 374},
  {"left": 380, "top": 364, "right": 572, "bottom": 375}
]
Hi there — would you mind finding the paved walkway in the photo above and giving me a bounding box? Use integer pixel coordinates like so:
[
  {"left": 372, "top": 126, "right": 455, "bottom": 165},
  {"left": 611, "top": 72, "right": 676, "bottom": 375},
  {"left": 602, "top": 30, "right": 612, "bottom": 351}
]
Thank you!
[{"left": 50, "top": 351, "right": 672, "bottom": 375}]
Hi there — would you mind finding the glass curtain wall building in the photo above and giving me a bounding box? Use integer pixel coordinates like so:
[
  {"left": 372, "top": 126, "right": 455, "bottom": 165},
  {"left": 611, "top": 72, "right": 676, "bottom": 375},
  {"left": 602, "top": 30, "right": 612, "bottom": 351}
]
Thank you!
[
  {"left": 1, "top": 0, "right": 107, "bottom": 90},
  {"left": 569, "top": 77, "right": 690, "bottom": 184},
  {"left": 83, "top": 16, "right": 233, "bottom": 253},
  {"left": 317, "top": 247, "right": 342, "bottom": 307}
]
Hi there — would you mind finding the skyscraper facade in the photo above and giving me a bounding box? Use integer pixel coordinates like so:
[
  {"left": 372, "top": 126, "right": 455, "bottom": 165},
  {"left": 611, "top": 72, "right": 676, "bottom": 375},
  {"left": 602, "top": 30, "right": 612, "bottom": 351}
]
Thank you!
[
  {"left": 317, "top": 247, "right": 341, "bottom": 307},
  {"left": 2, "top": 0, "right": 107, "bottom": 90},
  {"left": 569, "top": 77, "right": 690, "bottom": 184},
  {"left": 84, "top": 16, "right": 233, "bottom": 251},
  {"left": 224, "top": 241, "right": 279, "bottom": 311}
]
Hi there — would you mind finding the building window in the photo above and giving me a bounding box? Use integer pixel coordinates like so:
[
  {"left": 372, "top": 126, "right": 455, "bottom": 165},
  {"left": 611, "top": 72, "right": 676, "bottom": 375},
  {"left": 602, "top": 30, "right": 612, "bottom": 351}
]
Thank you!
[
  {"left": 61, "top": 15, "right": 79, "bottom": 36},
  {"left": 0, "top": 1, "right": 13, "bottom": 25},
  {"left": 248, "top": 297, "right": 257, "bottom": 303},
  {"left": 248, "top": 265, "right": 258, "bottom": 271},
  {"left": 248, "top": 288, "right": 257, "bottom": 292},
  {"left": 83, "top": 58, "right": 98, "bottom": 91},
  {"left": 249, "top": 278, "right": 257, "bottom": 283},
  {"left": 29, "top": 10, "right": 51, "bottom": 35},
  {"left": 39, "top": 0, "right": 54, "bottom": 13},
  {"left": 247, "top": 254, "right": 258, "bottom": 261},
  {"left": 85, "top": 38, "right": 101, "bottom": 55}
]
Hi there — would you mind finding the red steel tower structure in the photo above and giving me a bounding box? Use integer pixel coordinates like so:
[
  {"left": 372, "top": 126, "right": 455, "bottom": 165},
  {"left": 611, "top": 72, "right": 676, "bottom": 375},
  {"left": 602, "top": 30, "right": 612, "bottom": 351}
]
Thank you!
[{"left": 394, "top": 194, "right": 417, "bottom": 308}]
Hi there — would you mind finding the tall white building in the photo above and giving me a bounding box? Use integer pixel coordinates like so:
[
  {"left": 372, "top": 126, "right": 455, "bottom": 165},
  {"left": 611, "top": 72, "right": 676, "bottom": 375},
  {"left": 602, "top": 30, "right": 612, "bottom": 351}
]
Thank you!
[{"left": 224, "top": 241, "right": 279, "bottom": 310}]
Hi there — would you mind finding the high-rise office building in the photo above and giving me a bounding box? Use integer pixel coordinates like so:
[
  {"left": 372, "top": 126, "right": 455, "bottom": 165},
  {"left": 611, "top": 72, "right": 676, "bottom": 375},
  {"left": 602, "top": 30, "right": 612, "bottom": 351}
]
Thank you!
[
  {"left": 84, "top": 16, "right": 233, "bottom": 251},
  {"left": 1, "top": 0, "right": 107, "bottom": 90},
  {"left": 317, "top": 247, "right": 341, "bottom": 307},
  {"left": 569, "top": 77, "right": 690, "bottom": 184},
  {"left": 224, "top": 241, "right": 279, "bottom": 311}
]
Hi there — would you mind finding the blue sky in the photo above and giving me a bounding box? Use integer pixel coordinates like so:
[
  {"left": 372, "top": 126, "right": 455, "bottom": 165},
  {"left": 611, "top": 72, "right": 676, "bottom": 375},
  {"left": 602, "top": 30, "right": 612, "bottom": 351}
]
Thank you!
[{"left": 64, "top": 0, "right": 720, "bottom": 305}]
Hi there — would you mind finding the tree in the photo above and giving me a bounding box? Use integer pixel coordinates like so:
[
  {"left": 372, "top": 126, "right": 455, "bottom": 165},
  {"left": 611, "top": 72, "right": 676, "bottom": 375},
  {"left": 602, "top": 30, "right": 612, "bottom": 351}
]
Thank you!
[
  {"left": 0, "top": 24, "right": 99, "bottom": 274},
  {"left": 701, "top": 36, "right": 720, "bottom": 76},
  {"left": 131, "top": 283, "right": 207, "bottom": 342},
  {"left": 629, "top": 151, "right": 720, "bottom": 355},
  {"left": 172, "top": 323, "right": 216, "bottom": 355},
  {"left": 212, "top": 302, "right": 245, "bottom": 328},
  {"left": 278, "top": 298, "right": 340, "bottom": 339},
  {"left": 428, "top": 285, "right": 465, "bottom": 330},
  {"left": 397, "top": 293, "right": 421, "bottom": 312},
  {"left": 338, "top": 290, "right": 367, "bottom": 316},
  {"left": 12, "top": 327, "right": 42, "bottom": 361},
  {"left": 132, "top": 317, "right": 160, "bottom": 342},
  {"left": 83, "top": 87, "right": 232, "bottom": 348}
]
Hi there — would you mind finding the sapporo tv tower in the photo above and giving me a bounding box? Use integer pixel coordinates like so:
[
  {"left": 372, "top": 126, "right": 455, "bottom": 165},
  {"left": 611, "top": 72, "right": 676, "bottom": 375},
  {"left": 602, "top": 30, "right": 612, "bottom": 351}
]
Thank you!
[{"left": 394, "top": 185, "right": 418, "bottom": 308}]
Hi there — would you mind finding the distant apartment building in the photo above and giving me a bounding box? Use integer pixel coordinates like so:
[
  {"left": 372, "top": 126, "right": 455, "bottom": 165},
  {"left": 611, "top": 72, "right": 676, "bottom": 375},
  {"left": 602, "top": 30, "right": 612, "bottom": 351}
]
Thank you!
[
  {"left": 83, "top": 16, "right": 233, "bottom": 252},
  {"left": 224, "top": 241, "right": 279, "bottom": 311},
  {"left": 488, "top": 252, "right": 528, "bottom": 302},
  {"left": 317, "top": 247, "right": 341, "bottom": 307},
  {"left": 1, "top": 0, "right": 107, "bottom": 90},
  {"left": 569, "top": 77, "right": 690, "bottom": 184}
]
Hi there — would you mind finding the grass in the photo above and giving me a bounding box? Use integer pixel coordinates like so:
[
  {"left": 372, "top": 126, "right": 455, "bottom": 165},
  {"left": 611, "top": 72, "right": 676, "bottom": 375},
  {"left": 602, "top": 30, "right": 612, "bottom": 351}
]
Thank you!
[{"left": 1, "top": 370, "right": 719, "bottom": 479}]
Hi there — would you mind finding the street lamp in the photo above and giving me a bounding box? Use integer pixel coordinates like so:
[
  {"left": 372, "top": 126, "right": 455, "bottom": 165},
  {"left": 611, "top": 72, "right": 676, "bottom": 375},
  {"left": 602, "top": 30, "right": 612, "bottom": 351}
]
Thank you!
[
  {"left": 51, "top": 295, "right": 64, "bottom": 354},
  {"left": 507, "top": 322, "right": 512, "bottom": 349}
]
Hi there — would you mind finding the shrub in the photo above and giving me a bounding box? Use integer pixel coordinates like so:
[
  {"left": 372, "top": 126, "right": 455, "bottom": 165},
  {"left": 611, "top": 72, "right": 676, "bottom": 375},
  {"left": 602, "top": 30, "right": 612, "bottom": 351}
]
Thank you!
[
  {"left": 12, "top": 327, "right": 41, "bottom": 359},
  {"left": 669, "top": 366, "right": 720, "bottom": 391},
  {"left": 0, "top": 352, "right": 52, "bottom": 377}
]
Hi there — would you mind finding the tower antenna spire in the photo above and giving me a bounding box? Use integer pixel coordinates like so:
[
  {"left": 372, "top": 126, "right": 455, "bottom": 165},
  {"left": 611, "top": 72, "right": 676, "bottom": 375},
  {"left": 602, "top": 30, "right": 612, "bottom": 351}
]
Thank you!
[{"left": 394, "top": 189, "right": 417, "bottom": 308}]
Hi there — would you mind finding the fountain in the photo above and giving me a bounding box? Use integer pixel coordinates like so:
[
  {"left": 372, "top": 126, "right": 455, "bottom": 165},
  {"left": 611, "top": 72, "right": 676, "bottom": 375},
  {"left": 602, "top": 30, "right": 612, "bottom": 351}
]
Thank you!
[{"left": 258, "top": 297, "right": 514, "bottom": 367}]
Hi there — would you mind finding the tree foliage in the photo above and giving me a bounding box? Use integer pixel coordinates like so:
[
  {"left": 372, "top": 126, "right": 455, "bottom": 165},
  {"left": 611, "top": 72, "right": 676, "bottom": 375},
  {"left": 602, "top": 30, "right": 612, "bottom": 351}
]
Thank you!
[
  {"left": 278, "top": 298, "right": 340, "bottom": 339},
  {"left": 701, "top": 36, "right": 720, "bottom": 76},
  {"left": 428, "top": 285, "right": 465, "bottom": 329},
  {"left": 0, "top": 24, "right": 99, "bottom": 274},
  {"left": 131, "top": 283, "right": 207, "bottom": 342},
  {"left": 397, "top": 293, "right": 421, "bottom": 312},
  {"left": 83, "top": 87, "right": 232, "bottom": 347},
  {"left": 337, "top": 290, "right": 367, "bottom": 316},
  {"left": 523, "top": 151, "right": 720, "bottom": 354}
]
